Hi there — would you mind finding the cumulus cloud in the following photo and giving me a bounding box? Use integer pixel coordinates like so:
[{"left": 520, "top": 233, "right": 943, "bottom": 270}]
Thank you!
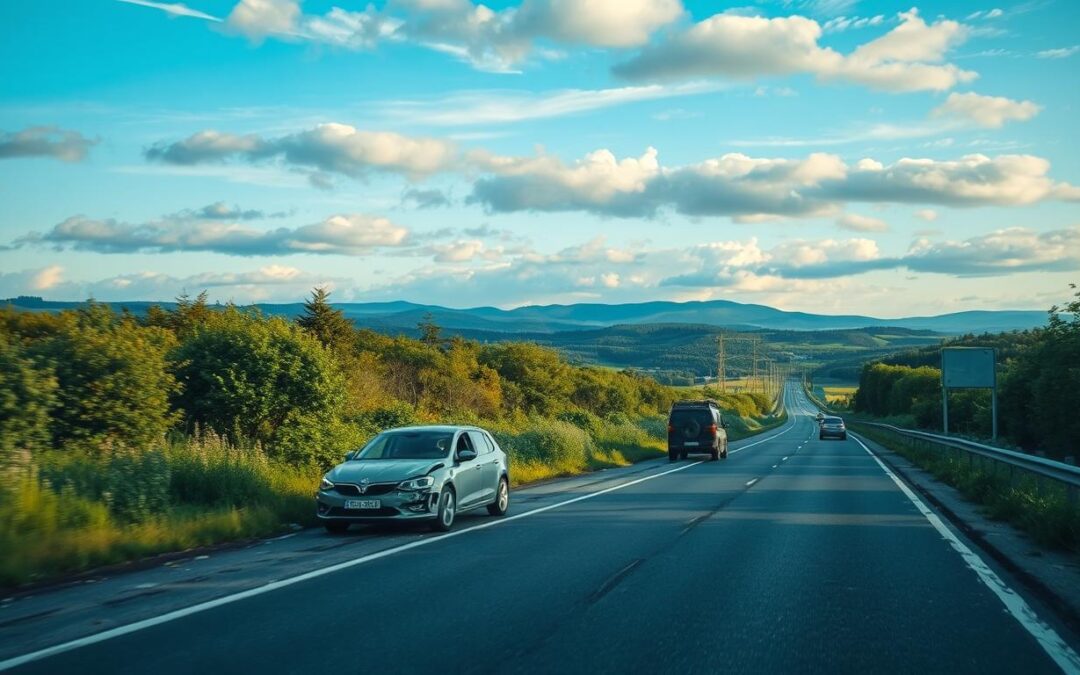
[
  {"left": 903, "top": 227, "right": 1080, "bottom": 276},
  {"left": 17, "top": 212, "right": 410, "bottom": 257},
  {"left": 614, "top": 9, "right": 975, "bottom": 93},
  {"left": 830, "top": 154, "right": 1080, "bottom": 207},
  {"left": 469, "top": 147, "right": 662, "bottom": 217},
  {"left": 117, "top": 0, "right": 221, "bottom": 21},
  {"left": 211, "top": 0, "right": 682, "bottom": 71},
  {"left": 915, "top": 208, "right": 938, "bottom": 221},
  {"left": 931, "top": 92, "right": 1040, "bottom": 128},
  {"left": 146, "top": 124, "right": 457, "bottom": 179},
  {"left": 0, "top": 126, "right": 99, "bottom": 162},
  {"left": 837, "top": 213, "right": 889, "bottom": 232},
  {"left": 467, "top": 146, "right": 1078, "bottom": 220},
  {"left": 662, "top": 227, "right": 1080, "bottom": 287}
]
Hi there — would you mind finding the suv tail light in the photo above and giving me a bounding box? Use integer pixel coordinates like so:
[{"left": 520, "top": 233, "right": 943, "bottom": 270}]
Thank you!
[
  {"left": 667, "top": 424, "right": 674, "bottom": 433},
  {"left": 707, "top": 424, "right": 718, "bottom": 436}
]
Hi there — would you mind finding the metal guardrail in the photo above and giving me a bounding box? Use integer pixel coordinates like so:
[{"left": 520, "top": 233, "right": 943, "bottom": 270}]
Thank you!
[
  {"left": 854, "top": 421, "right": 1080, "bottom": 495},
  {"left": 801, "top": 384, "right": 1080, "bottom": 497}
]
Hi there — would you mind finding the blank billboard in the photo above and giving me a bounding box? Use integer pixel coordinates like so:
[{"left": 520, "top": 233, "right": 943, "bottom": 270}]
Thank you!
[{"left": 942, "top": 348, "right": 995, "bottom": 389}]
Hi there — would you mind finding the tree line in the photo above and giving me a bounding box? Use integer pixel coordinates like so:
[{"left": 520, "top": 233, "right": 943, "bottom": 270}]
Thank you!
[
  {"left": 851, "top": 285, "right": 1080, "bottom": 458},
  {"left": 1, "top": 288, "right": 683, "bottom": 469}
]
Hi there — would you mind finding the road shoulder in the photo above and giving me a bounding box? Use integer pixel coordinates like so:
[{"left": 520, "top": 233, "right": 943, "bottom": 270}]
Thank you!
[{"left": 855, "top": 431, "right": 1080, "bottom": 635}]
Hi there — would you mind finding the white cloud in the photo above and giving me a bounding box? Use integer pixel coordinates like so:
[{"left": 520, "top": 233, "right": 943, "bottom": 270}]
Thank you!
[
  {"left": 117, "top": 0, "right": 221, "bottom": 22},
  {"left": 225, "top": 0, "right": 301, "bottom": 41},
  {"left": 1036, "top": 46, "right": 1079, "bottom": 59},
  {"left": 146, "top": 123, "right": 458, "bottom": 179},
  {"left": 17, "top": 212, "right": 410, "bottom": 257},
  {"left": 837, "top": 213, "right": 889, "bottom": 232},
  {"left": 931, "top": 92, "right": 1041, "bottom": 128},
  {"left": 0, "top": 126, "right": 98, "bottom": 162},
  {"left": 966, "top": 8, "right": 1004, "bottom": 20},
  {"left": 904, "top": 227, "right": 1080, "bottom": 275},
  {"left": 915, "top": 208, "right": 938, "bottom": 221},
  {"left": 30, "top": 265, "right": 64, "bottom": 291},
  {"left": 833, "top": 154, "right": 1079, "bottom": 207},
  {"left": 614, "top": 9, "right": 976, "bottom": 93},
  {"left": 468, "top": 146, "right": 1078, "bottom": 219}
]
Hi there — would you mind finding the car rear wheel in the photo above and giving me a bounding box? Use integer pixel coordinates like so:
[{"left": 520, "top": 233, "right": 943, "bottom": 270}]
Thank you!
[
  {"left": 668, "top": 450, "right": 678, "bottom": 462},
  {"left": 841, "top": 433, "right": 847, "bottom": 440},
  {"left": 721, "top": 444, "right": 729, "bottom": 460},
  {"left": 431, "top": 487, "right": 456, "bottom": 532},
  {"left": 680, "top": 451, "right": 688, "bottom": 460},
  {"left": 324, "top": 521, "right": 349, "bottom": 534},
  {"left": 487, "top": 478, "right": 509, "bottom": 516},
  {"left": 710, "top": 447, "right": 719, "bottom": 461}
]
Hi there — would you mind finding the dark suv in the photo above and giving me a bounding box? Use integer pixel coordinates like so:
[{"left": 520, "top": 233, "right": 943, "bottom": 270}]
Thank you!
[{"left": 667, "top": 400, "right": 729, "bottom": 461}]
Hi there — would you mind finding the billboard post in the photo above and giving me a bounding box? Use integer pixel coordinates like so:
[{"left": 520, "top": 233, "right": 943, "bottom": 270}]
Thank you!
[{"left": 941, "top": 347, "right": 997, "bottom": 441}]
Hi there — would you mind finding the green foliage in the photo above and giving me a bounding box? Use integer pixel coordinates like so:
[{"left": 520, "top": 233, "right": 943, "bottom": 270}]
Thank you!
[
  {"left": 858, "top": 426, "right": 1079, "bottom": 552},
  {"left": 852, "top": 284, "right": 1080, "bottom": 458},
  {"left": 296, "top": 287, "right": 355, "bottom": 353},
  {"left": 0, "top": 334, "right": 57, "bottom": 457},
  {"left": 170, "top": 308, "right": 350, "bottom": 464},
  {"left": 19, "top": 304, "right": 178, "bottom": 450}
]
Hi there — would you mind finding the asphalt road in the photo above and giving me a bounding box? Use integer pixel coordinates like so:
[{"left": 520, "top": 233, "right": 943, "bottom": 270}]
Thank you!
[{"left": 2, "top": 384, "right": 1078, "bottom": 674}]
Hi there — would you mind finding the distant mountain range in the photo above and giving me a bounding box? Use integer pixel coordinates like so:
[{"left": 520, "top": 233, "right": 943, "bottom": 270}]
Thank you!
[{"left": 3, "top": 296, "right": 1050, "bottom": 335}]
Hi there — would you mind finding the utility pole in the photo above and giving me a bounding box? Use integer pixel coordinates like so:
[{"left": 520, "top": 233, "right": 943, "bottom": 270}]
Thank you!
[
  {"left": 717, "top": 334, "right": 726, "bottom": 394},
  {"left": 751, "top": 338, "right": 759, "bottom": 395}
]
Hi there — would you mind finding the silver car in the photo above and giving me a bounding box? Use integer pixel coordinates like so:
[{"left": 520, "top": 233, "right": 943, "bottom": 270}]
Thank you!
[
  {"left": 819, "top": 416, "right": 847, "bottom": 441},
  {"left": 316, "top": 425, "right": 510, "bottom": 533}
]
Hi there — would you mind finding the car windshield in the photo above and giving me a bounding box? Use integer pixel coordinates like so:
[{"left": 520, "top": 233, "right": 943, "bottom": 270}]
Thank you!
[
  {"left": 825, "top": 417, "right": 844, "bottom": 424},
  {"left": 355, "top": 431, "right": 453, "bottom": 460}
]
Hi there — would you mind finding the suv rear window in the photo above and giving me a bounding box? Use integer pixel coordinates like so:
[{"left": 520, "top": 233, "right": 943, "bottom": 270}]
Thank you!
[{"left": 670, "top": 408, "right": 714, "bottom": 430}]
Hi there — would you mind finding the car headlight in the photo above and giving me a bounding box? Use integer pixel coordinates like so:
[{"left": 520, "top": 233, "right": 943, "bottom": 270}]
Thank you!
[
  {"left": 397, "top": 476, "right": 435, "bottom": 491},
  {"left": 319, "top": 476, "right": 335, "bottom": 491}
]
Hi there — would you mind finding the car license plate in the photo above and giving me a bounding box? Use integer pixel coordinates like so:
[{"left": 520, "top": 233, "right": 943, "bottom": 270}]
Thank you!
[
  {"left": 344, "top": 499, "right": 380, "bottom": 510},
  {"left": 684, "top": 441, "right": 699, "bottom": 447}
]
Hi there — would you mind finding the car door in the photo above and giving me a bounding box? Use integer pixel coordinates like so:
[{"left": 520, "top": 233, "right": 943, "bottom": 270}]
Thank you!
[
  {"left": 453, "top": 432, "right": 483, "bottom": 508},
  {"left": 469, "top": 431, "right": 500, "bottom": 504}
]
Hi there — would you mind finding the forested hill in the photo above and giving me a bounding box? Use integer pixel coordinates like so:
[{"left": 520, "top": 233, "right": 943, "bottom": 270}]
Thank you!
[{"left": 2, "top": 296, "right": 1049, "bottom": 335}]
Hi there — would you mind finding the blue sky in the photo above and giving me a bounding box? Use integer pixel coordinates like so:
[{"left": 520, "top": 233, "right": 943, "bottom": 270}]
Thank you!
[{"left": 0, "top": 0, "right": 1077, "bottom": 316}]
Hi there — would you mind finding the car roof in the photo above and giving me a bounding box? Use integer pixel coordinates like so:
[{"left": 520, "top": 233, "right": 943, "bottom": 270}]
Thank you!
[
  {"left": 824, "top": 417, "right": 844, "bottom": 422},
  {"left": 671, "top": 400, "right": 719, "bottom": 408},
  {"left": 382, "top": 425, "right": 482, "bottom": 433}
]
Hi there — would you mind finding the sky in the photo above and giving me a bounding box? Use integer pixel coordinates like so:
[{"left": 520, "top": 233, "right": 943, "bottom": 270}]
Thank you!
[{"left": 0, "top": 0, "right": 1077, "bottom": 317}]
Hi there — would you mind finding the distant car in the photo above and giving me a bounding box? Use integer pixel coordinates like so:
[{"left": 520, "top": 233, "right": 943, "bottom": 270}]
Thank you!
[
  {"left": 815, "top": 412, "right": 825, "bottom": 423},
  {"left": 316, "top": 425, "right": 510, "bottom": 533},
  {"left": 819, "top": 416, "right": 847, "bottom": 441},
  {"left": 668, "top": 400, "right": 729, "bottom": 461}
]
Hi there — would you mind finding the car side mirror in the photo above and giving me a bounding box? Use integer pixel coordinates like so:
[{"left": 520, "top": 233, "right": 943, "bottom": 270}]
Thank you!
[
  {"left": 345, "top": 450, "right": 357, "bottom": 461},
  {"left": 456, "top": 449, "right": 478, "bottom": 462}
]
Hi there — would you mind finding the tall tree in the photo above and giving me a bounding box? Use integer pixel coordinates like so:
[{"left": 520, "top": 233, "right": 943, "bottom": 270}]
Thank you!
[
  {"left": 418, "top": 312, "right": 443, "bottom": 348},
  {"left": 297, "top": 287, "right": 355, "bottom": 352}
]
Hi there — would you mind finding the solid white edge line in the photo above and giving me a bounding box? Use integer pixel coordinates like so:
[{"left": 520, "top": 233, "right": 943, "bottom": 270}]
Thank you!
[
  {"left": 851, "top": 433, "right": 1080, "bottom": 674},
  {"left": 745, "top": 479, "right": 758, "bottom": 487},
  {"left": 0, "top": 412, "right": 802, "bottom": 671}
]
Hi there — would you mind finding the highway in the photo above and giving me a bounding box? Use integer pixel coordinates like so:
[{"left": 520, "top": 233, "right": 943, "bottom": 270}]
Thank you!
[{"left": 2, "top": 384, "right": 1078, "bottom": 674}]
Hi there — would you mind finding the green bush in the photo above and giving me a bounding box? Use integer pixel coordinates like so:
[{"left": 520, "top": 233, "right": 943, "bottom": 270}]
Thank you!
[
  {"left": 171, "top": 308, "right": 348, "bottom": 460},
  {"left": 0, "top": 334, "right": 56, "bottom": 457}
]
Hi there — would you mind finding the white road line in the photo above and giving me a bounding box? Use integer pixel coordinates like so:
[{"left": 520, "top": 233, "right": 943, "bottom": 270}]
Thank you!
[
  {"left": 852, "top": 434, "right": 1080, "bottom": 674},
  {"left": 745, "top": 479, "right": 758, "bottom": 487},
  {"left": 0, "top": 415, "right": 801, "bottom": 671}
]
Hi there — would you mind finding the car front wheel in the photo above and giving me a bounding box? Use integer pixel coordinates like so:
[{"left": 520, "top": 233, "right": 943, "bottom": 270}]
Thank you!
[
  {"left": 487, "top": 477, "right": 509, "bottom": 516},
  {"left": 432, "top": 487, "right": 456, "bottom": 532}
]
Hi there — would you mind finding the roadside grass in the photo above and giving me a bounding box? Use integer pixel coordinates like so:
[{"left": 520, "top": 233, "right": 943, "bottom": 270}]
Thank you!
[
  {"left": 854, "top": 425, "right": 1080, "bottom": 552},
  {"left": 823, "top": 385, "right": 857, "bottom": 407},
  {"left": 0, "top": 438, "right": 317, "bottom": 588},
  {"left": 1, "top": 406, "right": 786, "bottom": 589}
]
